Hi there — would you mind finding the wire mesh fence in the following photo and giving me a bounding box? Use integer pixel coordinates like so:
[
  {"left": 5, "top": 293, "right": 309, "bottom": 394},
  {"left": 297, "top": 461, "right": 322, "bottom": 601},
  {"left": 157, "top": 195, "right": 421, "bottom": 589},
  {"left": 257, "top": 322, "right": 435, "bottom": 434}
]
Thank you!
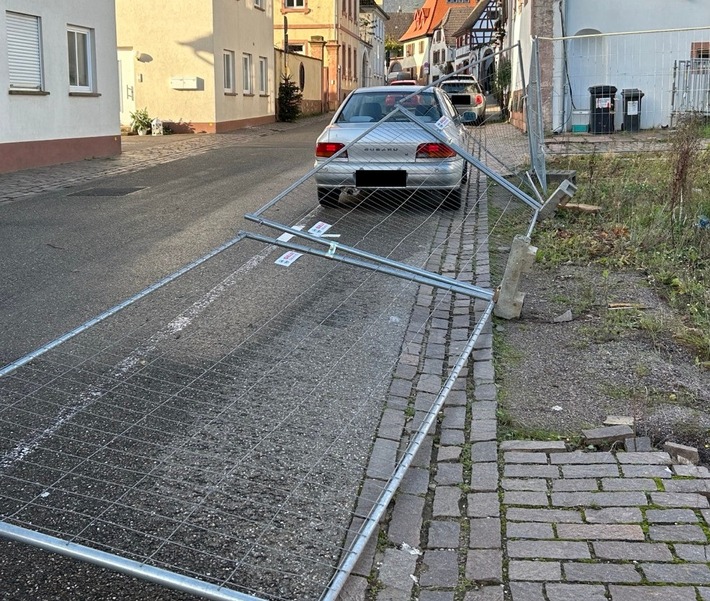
[
  {"left": 0, "top": 77, "right": 541, "bottom": 600},
  {"left": 532, "top": 26, "right": 710, "bottom": 135}
]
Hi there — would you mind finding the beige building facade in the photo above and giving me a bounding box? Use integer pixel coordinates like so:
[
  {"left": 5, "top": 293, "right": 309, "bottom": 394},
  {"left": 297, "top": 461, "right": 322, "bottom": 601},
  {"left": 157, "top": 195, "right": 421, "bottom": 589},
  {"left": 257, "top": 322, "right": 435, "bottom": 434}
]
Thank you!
[
  {"left": 116, "top": 0, "right": 276, "bottom": 133},
  {"left": 274, "top": 0, "right": 361, "bottom": 111}
]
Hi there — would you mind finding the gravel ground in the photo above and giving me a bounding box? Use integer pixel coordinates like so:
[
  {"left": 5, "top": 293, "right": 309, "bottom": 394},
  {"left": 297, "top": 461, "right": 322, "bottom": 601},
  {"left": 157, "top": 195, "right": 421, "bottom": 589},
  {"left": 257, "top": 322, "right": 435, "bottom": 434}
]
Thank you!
[{"left": 489, "top": 189, "right": 710, "bottom": 459}]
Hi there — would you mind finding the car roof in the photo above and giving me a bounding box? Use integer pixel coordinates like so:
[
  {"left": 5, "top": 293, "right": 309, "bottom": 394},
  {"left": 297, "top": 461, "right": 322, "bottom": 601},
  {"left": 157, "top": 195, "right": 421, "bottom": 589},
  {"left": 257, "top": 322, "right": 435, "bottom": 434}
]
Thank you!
[{"left": 353, "top": 85, "right": 427, "bottom": 93}]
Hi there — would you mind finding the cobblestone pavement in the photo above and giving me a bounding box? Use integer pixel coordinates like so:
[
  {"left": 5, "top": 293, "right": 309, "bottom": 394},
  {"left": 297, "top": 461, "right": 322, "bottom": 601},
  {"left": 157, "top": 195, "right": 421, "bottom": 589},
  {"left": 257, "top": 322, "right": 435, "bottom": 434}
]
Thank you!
[
  {"left": 342, "top": 126, "right": 710, "bottom": 601},
  {"left": 0, "top": 114, "right": 331, "bottom": 204}
]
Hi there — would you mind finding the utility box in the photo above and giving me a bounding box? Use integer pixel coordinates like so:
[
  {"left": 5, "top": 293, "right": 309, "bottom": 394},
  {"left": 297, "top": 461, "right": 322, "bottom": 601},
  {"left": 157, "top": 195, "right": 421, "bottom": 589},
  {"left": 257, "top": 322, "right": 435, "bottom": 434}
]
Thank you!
[
  {"left": 621, "top": 89, "right": 644, "bottom": 132},
  {"left": 589, "top": 85, "right": 617, "bottom": 134}
]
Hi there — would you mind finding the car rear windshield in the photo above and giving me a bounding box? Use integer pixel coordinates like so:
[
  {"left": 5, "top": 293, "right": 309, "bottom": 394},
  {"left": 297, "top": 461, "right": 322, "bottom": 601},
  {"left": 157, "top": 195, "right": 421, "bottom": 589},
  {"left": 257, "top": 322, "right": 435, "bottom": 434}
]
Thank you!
[
  {"left": 440, "top": 82, "right": 482, "bottom": 95},
  {"left": 336, "top": 91, "right": 443, "bottom": 123}
]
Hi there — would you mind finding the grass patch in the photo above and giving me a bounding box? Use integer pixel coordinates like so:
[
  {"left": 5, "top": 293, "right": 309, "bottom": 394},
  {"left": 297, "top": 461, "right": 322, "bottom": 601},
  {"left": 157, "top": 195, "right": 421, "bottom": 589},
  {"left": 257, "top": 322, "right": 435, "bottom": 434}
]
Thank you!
[{"left": 536, "top": 120, "right": 710, "bottom": 361}]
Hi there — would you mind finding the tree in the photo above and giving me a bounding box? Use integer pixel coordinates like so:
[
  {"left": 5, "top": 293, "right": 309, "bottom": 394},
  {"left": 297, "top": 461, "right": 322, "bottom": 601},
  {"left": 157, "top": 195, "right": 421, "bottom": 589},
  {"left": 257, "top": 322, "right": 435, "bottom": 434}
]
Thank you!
[{"left": 277, "top": 74, "right": 302, "bottom": 122}]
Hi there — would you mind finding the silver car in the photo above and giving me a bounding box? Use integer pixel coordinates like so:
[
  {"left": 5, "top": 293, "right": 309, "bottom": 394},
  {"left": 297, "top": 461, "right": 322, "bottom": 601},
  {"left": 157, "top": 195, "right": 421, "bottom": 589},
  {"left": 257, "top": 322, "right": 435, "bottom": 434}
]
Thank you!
[
  {"left": 437, "top": 76, "right": 487, "bottom": 125},
  {"left": 314, "top": 85, "right": 468, "bottom": 209}
]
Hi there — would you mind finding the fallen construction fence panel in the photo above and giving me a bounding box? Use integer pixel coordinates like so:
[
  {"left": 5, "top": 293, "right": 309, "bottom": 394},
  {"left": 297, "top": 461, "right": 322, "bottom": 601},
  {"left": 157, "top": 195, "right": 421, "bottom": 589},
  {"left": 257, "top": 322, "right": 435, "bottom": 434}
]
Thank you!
[{"left": 1, "top": 77, "right": 544, "bottom": 599}]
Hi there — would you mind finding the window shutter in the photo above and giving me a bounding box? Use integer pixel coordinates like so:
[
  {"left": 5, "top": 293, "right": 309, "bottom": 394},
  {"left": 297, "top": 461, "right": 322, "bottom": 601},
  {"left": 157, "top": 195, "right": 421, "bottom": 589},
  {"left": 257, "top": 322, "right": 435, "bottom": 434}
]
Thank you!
[{"left": 6, "top": 12, "right": 42, "bottom": 90}]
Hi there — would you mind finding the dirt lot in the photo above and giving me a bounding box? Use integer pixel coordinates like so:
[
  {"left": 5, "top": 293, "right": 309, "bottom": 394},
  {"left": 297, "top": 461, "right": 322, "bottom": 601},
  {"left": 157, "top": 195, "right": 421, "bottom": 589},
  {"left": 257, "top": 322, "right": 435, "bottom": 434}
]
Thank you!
[{"left": 488, "top": 187, "right": 710, "bottom": 461}]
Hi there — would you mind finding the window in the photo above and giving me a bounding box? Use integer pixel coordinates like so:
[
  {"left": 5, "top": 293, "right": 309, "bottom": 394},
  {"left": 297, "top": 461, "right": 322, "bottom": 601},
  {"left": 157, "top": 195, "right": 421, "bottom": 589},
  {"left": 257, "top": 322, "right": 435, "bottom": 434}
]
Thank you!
[
  {"left": 258, "top": 56, "right": 268, "bottom": 94},
  {"left": 6, "top": 11, "right": 43, "bottom": 91},
  {"left": 287, "top": 43, "right": 305, "bottom": 54},
  {"left": 285, "top": 0, "right": 304, "bottom": 7},
  {"left": 224, "top": 50, "right": 235, "bottom": 92},
  {"left": 242, "top": 53, "right": 253, "bottom": 94},
  {"left": 67, "top": 25, "right": 94, "bottom": 92},
  {"left": 418, "top": 40, "right": 424, "bottom": 54},
  {"left": 254, "top": 0, "right": 264, "bottom": 8}
]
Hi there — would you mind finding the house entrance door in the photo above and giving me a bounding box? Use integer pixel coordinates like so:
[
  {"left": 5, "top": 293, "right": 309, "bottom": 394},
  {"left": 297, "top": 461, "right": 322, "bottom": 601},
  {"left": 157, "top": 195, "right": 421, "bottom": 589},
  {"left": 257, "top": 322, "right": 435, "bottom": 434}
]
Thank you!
[{"left": 117, "top": 48, "right": 136, "bottom": 128}]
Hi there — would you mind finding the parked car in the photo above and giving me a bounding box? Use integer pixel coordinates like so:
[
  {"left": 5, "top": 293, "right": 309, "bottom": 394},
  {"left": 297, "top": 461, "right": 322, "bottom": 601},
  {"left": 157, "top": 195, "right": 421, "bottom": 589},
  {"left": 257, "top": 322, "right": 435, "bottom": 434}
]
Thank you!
[
  {"left": 389, "top": 79, "right": 418, "bottom": 86},
  {"left": 436, "top": 75, "right": 486, "bottom": 125},
  {"left": 314, "top": 85, "right": 469, "bottom": 209}
]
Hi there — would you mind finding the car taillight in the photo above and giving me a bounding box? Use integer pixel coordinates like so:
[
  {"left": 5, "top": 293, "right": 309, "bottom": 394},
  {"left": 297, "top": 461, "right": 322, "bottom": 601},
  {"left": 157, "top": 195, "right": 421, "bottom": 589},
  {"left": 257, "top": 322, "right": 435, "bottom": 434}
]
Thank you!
[
  {"left": 316, "top": 142, "right": 347, "bottom": 158},
  {"left": 474, "top": 94, "right": 484, "bottom": 106},
  {"left": 416, "top": 143, "right": 456, "bottom": 159}
]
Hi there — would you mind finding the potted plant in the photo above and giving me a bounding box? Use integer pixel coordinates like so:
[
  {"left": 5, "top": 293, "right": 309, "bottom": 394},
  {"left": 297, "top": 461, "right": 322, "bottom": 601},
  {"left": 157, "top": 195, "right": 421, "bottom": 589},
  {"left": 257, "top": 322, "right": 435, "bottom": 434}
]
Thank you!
[{"left": 129, "top": 107, "right": 152, "bottom": 135}]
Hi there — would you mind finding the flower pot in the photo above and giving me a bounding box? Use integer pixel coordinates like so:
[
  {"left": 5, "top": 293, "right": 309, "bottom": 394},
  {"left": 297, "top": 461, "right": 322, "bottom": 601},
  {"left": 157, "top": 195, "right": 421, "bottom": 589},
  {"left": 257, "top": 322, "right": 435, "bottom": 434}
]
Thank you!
[{"left": 137, "top": 127, "right": 148, "bottom": 136}]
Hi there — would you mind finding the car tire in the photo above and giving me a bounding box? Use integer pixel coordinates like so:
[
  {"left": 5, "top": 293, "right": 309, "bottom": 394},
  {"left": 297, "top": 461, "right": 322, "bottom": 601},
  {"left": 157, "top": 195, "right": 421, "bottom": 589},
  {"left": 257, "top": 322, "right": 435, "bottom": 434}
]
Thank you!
[
  {"left": 318, "top": 187, "right": 340, "bottom": 207},
  {"left": 442, "top": 186, "right": 462, "bottom": 210}
]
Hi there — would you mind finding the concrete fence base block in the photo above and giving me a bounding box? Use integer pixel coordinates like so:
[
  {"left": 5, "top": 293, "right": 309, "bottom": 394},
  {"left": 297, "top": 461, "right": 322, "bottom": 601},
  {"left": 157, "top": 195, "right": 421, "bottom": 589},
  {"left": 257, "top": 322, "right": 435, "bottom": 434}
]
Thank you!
[
  {"left": 664, "top": 441, "right": 700, "bottom": 465},
  {"left": 494, "top": 235, "right": 537, "bottom": 320}
]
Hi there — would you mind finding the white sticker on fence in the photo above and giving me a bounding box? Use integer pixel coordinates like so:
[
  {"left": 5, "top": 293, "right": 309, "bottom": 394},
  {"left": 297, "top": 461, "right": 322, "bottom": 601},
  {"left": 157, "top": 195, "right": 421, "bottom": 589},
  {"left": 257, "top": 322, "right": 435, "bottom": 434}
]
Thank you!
[
  {"left": 275, "top": 251, "right": 303, "bottom": 266},
  {"left": 308, "top": 221, "right": 332, "bottom": 237},
  {"left": 435, "top": 116, "right": 451, "bottom": 130},
  {"left": 277, "top": 224, "right": 305, "bottom": 242}
]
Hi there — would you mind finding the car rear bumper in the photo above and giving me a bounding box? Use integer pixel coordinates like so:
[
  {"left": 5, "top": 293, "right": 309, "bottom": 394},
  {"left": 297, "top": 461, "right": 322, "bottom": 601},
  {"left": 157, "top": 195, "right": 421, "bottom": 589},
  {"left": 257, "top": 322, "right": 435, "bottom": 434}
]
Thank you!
[{"left": 314, "top": 159, "right": 463, "bottom": 190}]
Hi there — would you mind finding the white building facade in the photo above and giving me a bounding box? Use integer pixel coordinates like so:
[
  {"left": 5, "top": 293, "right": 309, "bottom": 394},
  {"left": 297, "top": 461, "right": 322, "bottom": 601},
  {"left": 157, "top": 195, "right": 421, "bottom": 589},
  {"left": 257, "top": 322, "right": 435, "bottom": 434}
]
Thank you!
[{"left": 1, "top": 0, "right": 120, "bottom": 173}]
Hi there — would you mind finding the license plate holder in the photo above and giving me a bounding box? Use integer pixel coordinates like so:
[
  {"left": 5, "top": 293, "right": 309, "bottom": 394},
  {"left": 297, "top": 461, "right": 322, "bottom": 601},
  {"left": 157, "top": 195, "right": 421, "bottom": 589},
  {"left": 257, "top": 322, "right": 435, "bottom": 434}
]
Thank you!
[{"left": 355, "top": 170, "right": 407, "bottom": 188}]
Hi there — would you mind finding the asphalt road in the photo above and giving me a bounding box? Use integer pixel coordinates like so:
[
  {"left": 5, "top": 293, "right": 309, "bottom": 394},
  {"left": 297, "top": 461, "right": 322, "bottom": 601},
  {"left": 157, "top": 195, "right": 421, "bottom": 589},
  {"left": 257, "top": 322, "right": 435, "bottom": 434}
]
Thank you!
[
  {"left": 0, "top": 123, "right": 446, "bottom": 600},
  {"left": 0, "top": 124, "right": 324, "bottom": 366}
]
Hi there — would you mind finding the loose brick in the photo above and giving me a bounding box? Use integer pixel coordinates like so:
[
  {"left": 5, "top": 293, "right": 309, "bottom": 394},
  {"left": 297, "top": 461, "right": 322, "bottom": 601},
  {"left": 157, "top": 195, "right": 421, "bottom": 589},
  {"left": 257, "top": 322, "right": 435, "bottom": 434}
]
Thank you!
[
  {"left": 664, "top": 441, "right": 700, "bottom": 465},
  {"left": 508, "top": 560, "right": 562, "bottom": 581},
  {"left": 508, "top": 540, "right": 590, "bottom": 560},
  {"left": 640, "top": 562, "right": 710, "bottom": 584},
  {"left": 593, "top": 541, "right": 673, "bottom": 561},
  {"left": 557, "top": 523, "right": 644, "bottom": 540},
  {"left": 582, "top": 425, "right": 634, "bottom": 445}
]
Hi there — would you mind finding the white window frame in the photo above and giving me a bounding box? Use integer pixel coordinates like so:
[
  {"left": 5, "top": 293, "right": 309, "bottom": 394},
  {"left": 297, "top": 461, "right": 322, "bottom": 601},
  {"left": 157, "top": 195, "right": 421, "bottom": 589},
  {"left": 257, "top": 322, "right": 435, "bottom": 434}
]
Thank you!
[
  {"left": 254, "top": 0, "right": 264, "bottom": 8},
  {"left": 6, "top": 11, "right": 44, "bottom": 91},
  {"left": 67, "top": 25, "right": 94, "bottom": 93},
  {"left": 224, "top": 50, "right": 235, "bottom": 93},
  {"left": 285, "top": 0, "right": 305, "bottom": 8},
  {"left": 242, "top": 53, "right": 253, "bottom": 94},
  {"left": 258, "top": 56, "right": 268, "bottom": 95}
]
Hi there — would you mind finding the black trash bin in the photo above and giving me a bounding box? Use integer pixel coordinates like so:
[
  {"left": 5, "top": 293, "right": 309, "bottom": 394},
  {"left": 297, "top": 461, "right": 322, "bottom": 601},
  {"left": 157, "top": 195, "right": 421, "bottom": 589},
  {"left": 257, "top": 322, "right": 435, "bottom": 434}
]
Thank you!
[
  {"left": 588, "top": 85, "right": 617, "bottom": 134},
  {"left": 621, "top": 88, "right": 644, "bottom": 132}
]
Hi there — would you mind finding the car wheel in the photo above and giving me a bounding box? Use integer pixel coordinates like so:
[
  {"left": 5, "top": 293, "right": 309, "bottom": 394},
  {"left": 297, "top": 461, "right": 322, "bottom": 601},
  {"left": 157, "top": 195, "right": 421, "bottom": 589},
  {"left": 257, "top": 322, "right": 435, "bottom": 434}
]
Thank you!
[
  {"left": 318, "top": 187, "right": 340, "bottom": 207},
  {"left": 442, "top": 186, "right": 462, "bottom": 210}
]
